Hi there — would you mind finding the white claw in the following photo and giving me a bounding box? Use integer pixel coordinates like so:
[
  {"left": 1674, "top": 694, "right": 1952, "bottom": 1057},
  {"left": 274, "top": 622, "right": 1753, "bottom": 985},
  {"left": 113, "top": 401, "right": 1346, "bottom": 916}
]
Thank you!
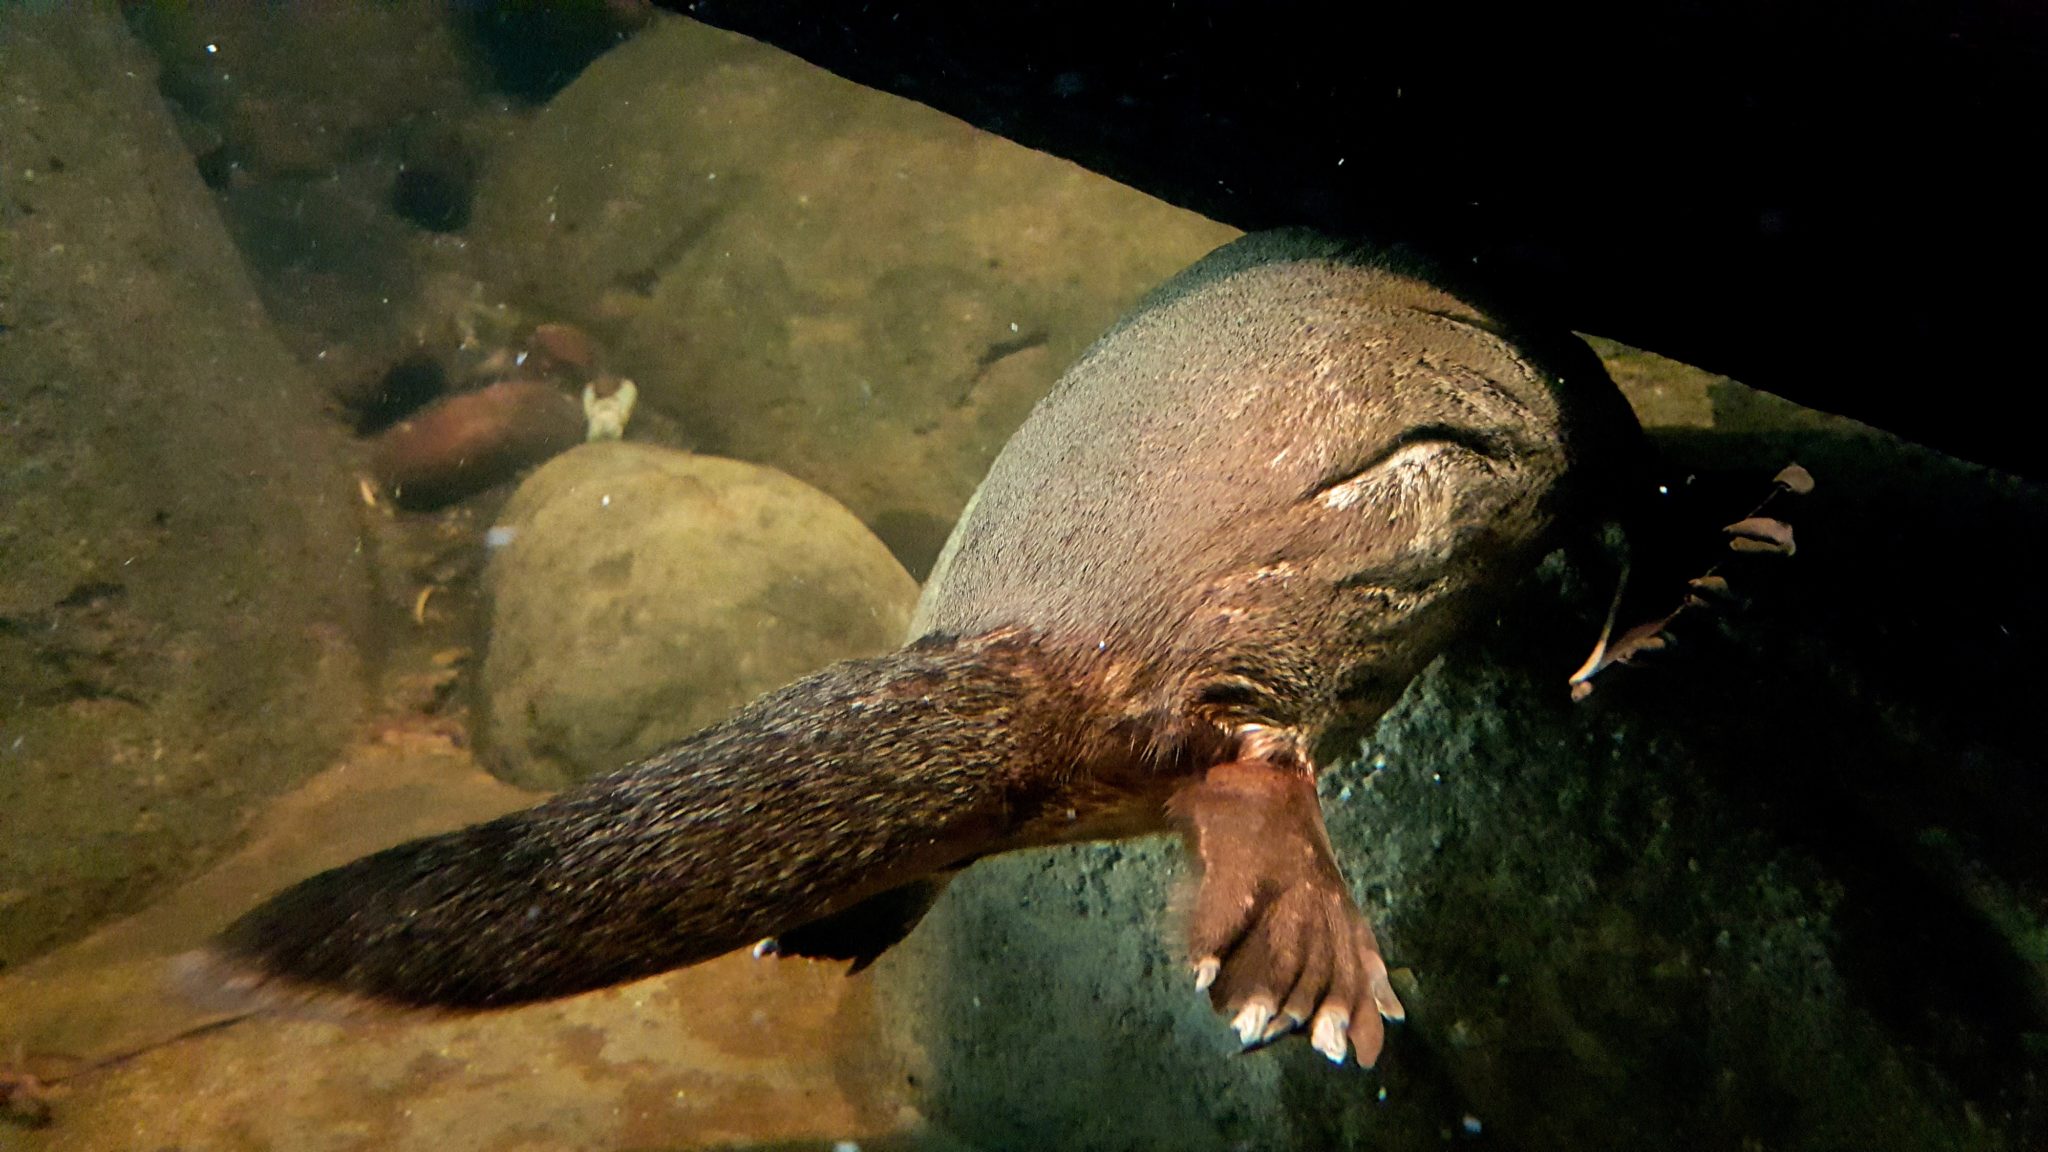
[
  {"left": 1310, "top": 1007, "right": 1352, "bottom": 1064},
  {"left": 1192, "top": 957, "right": 1219, "bottom": 992},
  {"left": 1232, "top": 1000, "right": 1274, "bottom": 1048},
  {"left": 1370, "top": 972, "right": 1407, "bottom": 1022},
  {"left": 1261, "top": 1011, "right": 1302, "bottom": 1044}
]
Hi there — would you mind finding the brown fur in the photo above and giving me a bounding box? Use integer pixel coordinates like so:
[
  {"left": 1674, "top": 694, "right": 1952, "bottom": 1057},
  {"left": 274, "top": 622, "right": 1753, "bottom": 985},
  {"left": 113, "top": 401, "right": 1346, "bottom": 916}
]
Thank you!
[{"left": 184, "top": 230, "right": 1642, "bottom": 1061}]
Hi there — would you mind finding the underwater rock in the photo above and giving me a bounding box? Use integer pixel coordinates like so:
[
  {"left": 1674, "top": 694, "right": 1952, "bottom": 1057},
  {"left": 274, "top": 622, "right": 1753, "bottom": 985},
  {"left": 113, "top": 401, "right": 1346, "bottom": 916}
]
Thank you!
[
  {"left": 345, "top": 347, "right": 450, "bottom": 433},
  {"left": 468, "top": 15, "right": 1238, "bottom": 576},
  {"left": 391, "top": 121, "right": 479, "bottom": 233},
  {"left": 370, "top": 379, "right": 587, "bottom": 509},
  {"left": 478, "top": 442, "right": 917, "bottom": 791},
  {"left": 0, "top": 9, "right": 371, "bottom": 966},
  {"left": 528, "top": 321, "right": 599, "bottom": 383},
  {"left": 123, "top": 3, "right": 472, "bottom": 181},
  {"left": 123, "top": 4, "right": 514, "bottom": 394}
]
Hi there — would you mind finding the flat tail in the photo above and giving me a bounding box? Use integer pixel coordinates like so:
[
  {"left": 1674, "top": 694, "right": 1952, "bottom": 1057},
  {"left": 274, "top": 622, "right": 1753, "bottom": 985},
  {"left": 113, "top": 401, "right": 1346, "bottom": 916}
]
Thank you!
[
  {"left": 166, "top": 945, "right": 414, "bottom": 1023},
  {"left": 174, "top": 805, "right": 630, "bottom": 1013},
  {"left": 175, "top": 633, "right": 1046, "bottom": 1015}
]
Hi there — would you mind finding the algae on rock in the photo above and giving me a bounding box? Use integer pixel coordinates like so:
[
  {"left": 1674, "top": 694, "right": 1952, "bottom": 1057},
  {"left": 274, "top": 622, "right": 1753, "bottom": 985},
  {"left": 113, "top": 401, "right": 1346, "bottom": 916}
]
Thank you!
[
  {"left": 469, "top": 15, "right": 1239, "bottom": 576},
  {"left": 0, "top": 9, "right": 372, "bottom": 966},
  {"left": 479, "top": 442, "right": 918, "bottom": 791}
]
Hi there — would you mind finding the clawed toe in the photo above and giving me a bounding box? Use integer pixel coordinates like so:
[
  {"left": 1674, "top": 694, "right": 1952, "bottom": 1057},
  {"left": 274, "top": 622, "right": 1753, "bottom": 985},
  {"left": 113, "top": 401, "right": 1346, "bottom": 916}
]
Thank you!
[
  {"left": 1230, "top": 997, "right": 1277, "bottom": 1047},
  {"left": 1369, "top": 968, "right": 1405, "bottom": 1023},
  {"left": 1197, "top": 886, "right": 1400, "bottom": 1066},
  {"left": 1309, "top": 1005, "right": 1351, "bottom": 1062},
  {"left": 1569, "top": 461, "right": 1812, "bottom": 701},
  {"left": 1171, "top": 757, "right": 1400, "bottom": 1068},
  {"left": 1724, "top": 515, "right": 1796, "bottom": 555}
]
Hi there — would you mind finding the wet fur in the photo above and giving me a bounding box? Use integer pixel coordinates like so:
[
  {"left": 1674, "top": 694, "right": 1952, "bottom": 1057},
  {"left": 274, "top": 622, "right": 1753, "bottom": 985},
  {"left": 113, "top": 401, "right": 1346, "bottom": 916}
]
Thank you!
[
  {"left": 196, "top": 631, "right": 1091, "bottom": 1010},
  {"left": 184, "top": 230, "right": 1642, "bottom": 1038}
]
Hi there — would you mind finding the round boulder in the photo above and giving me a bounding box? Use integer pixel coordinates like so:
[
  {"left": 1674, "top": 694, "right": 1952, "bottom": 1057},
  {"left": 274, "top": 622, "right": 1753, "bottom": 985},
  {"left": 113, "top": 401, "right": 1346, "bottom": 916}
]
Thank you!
[
  {"left": 468, "top": 16, "right": 1238, "bottom": 576},
  {"left": 479, "top": 442, "right": 918, "bottom": 791}
]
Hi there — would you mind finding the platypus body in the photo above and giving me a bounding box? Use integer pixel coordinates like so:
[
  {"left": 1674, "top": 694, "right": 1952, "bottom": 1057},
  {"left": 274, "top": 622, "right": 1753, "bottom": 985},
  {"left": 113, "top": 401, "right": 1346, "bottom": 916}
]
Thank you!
[{"left": 185, "top": 230, "right": 1644, "bottom": 1067}]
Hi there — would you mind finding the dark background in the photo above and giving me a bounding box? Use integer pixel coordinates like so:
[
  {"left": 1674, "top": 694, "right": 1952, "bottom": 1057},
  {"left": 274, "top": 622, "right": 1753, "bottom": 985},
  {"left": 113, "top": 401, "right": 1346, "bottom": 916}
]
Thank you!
[{"left": 670, "top": 0, "right": 2045, "bottom": 480}]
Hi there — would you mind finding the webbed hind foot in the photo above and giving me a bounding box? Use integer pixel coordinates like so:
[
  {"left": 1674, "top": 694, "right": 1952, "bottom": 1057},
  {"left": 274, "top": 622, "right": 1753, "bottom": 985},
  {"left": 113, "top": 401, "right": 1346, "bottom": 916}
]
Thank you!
[{"left": 1170, "top": 758, "right": 1404, "bottom": 1067}]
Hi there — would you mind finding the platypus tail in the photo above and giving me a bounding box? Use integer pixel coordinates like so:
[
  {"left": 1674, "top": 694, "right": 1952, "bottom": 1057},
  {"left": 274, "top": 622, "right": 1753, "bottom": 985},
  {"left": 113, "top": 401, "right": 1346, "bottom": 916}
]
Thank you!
[{"left": 175, "top": 631, "right": 1046, "bottom": 1014}]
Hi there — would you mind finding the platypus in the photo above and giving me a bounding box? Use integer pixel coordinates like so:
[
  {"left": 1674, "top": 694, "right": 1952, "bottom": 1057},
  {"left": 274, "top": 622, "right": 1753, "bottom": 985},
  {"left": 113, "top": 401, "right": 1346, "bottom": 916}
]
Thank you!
[{"left": 180, "top": 229, "right": 1647, "bottom": 1068}]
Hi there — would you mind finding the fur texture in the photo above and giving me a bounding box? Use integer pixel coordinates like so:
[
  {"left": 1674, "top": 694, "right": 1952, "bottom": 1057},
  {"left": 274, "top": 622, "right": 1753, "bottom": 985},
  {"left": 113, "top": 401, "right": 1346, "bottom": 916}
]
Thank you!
[{"left": 182, "top": 231, "right": 1641, "bottom": 1056}]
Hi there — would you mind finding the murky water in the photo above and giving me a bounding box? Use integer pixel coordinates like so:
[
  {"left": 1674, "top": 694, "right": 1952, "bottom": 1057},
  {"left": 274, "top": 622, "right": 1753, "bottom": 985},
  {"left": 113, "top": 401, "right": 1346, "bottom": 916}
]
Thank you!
[{"left": 2, "top": 6, "right": 2043, "bottom": 1151}]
